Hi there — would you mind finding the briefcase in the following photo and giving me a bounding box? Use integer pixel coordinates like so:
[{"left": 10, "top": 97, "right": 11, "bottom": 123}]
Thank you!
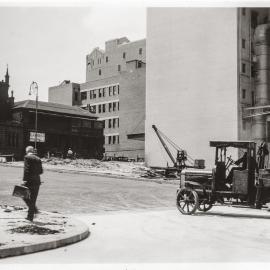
[{"left": 12, "top": 185, "right": 30, "bottom": 199}]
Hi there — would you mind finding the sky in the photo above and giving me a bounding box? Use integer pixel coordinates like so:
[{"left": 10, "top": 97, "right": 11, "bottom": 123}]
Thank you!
[{"left": 0, "top": 6, "right": 146, "bottom": 102}]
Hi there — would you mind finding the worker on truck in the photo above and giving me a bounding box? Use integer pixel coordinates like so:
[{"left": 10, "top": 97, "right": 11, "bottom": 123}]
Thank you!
[
  {"left": 226, "top": 152, "right": 248, "bottom": 185},
  {"left": 257, "top": 141, "right": 269, "bottom": 169}
]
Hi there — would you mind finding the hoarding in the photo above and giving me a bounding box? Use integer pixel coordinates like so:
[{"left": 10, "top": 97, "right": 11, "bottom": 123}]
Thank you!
[{"left": 29, "top": 132, "right": 45, "bottom": 142}]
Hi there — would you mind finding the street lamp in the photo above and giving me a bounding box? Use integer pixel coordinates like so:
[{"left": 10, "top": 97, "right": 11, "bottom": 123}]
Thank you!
[{"left": 29, "top": 81, "right": 38, "bottom": 150}]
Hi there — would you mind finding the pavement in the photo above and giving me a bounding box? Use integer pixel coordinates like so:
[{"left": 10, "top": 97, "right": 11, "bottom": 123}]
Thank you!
[
  {"left": 0, "top": 205, "right": 89, "bottom": 259},
  {"left": 2, "top": 206, "right": 270, "bottom": 263}
]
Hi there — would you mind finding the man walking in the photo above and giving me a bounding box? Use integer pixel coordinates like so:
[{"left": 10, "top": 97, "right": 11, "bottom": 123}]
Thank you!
[{"left": 22, "top": 146, "right": 43, "bottom": 221}]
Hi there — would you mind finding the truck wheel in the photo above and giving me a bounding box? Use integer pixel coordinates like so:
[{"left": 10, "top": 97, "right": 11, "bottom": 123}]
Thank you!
[
  {"left": 198, "top": 200, "right": 213, "bottom": 212},
  {"left": 176, "top": 188, "right": 199, "bottom": 215}
]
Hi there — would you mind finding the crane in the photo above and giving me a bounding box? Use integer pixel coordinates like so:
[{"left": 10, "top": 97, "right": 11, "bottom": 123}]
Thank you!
[{"left": 152, "top": 125, "right": 204, "bottom": 172}]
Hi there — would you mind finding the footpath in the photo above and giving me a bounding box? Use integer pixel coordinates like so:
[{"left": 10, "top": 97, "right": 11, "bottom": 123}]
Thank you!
[
  {"left": 0, "top": 159, "right": 179, "bottom": 185},
  {"left": 0, "top": 205, "right": 89, "bottom": 259}
]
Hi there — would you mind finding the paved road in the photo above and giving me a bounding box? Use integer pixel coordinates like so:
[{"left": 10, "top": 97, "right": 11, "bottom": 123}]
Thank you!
[
  {"left": 2, "top": 166, "right": 270, "bottom": 263},
  {"left": 0, "top": 166, "right": 176, "bottom": 214}
]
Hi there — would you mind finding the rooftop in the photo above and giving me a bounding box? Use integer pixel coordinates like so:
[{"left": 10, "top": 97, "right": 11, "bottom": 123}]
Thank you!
[{"left": 13, "top": 100, "right": 97, "bottom": 119}]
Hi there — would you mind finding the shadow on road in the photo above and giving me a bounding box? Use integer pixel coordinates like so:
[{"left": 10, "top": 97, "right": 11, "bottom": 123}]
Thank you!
[{"left": 196, "top": 211, "right": 270, "bottom": 220}]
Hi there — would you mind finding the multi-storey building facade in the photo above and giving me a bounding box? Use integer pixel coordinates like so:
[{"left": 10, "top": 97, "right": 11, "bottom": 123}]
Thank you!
[
  {"left": 49, "top": 37, "right": 146, "bottom": 160},
  {"left": 238, "top": 8, "right": 270, "bottom": 142},
  {"left": 83, "top": 37, "right": 146, "bottom": 160},
  {"left": 146, "top": 7, "right": 270, "bottom": 168}
]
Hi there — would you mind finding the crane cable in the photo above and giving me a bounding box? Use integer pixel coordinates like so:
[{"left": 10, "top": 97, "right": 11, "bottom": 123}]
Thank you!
[{"left": 155, "top": 127, "right": 195, "bottom": 165}]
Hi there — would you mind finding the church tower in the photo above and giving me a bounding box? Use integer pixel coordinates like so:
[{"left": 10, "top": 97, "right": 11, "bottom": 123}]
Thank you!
[
  {"left": 0, "top": 66, "right": 13, "bottom": 121},
  {"left": 5, "top": 65, "right": 9, "bottom": 86}
]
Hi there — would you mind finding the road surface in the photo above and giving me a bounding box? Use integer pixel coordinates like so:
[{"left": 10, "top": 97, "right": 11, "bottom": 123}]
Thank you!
[
  {"left": 0, "top": 166, "right": 176, "bottom": 214},
  {"left": 1, "top": 166, "right": 270, "bottom": 263}
]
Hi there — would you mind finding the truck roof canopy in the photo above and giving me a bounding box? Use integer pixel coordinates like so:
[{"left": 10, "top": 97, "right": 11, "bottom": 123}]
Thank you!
[{"left": 209, "top": 141, "right": 256, "bottom": 149}]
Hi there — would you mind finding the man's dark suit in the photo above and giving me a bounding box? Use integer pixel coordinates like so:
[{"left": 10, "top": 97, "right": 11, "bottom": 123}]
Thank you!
[{"left": 23, "top": 154, "right": 43, "bottom": 221}]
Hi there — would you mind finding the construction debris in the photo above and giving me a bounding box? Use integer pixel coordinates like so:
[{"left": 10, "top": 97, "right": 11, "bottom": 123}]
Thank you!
[
  {"left": 41, "top": 158, "right": 156, "bottom": 178},
  {"left": 9, "top": 225, "right": 61, "bottom": 235}
]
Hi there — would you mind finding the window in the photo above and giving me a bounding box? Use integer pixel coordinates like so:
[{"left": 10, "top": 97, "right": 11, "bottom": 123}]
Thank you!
[
  {"left": 109, "top": 87, "right": 112, "bottom": 96},
  {"left": 74, "top": 92, "right": 78, "bottom": 102},
  {"left": 123, "top": 52, "right": 126, "bottom": 59},
  {"left": 89, "top": 105, "right": 96, "bottom": 113},
  {"left": 243, "top": 120, "right": 246, "bottom": 131},
  {"left": 109, "top": 119, "right": 112, "bottom": 128},
  {"left": 118, "top": 85, "right": 120, "bottom": 95},
  {"left": 99, "top": 89, "right": 102, "bottom": 98},
  {"left": 251, "top": 64, "right": 255, "bottom": 78},
  {"left": 90, "top": 91, "right": 93, "bottom": 99},
  {"left": 108, "top": 136, "right": 111, "bottom": 144},
  {"left": 113, "top": 86, "right": 116, "bottom": 95},
  {"left": 242, "top": 63, "right": 246, "bottom": 73},
  {"left": 242, "top": 8, "right": 246, "bottom": 16},
  {"left": 99, "top": 69, "right": 101, "bottom": 76},
  {"left": 113, "top": 118, "right": 116, "bottom": 128},
  {"left": 102, "top": 88, "right": 105, "bottom": 97},
  {"left": 15, "top": 133, "right": 19, "bottom": 147},
  {"left": 117, "top": 118, "right": 119, "bottom": 127},
  {"left": 251, "top": 11, "right": 258, "bottom": 29},
  {"left": 118, "top": 65, "right": 121, "bottom": 72},
  {"left": 113, "top": 136, "right": 116, "bottom": 144},
  {"left": 98, "top": 104, "right": 102, "bottom": 113},
  {"left": 139, "top": 48, "right": 142, "bottom": 55},
  {"left": 137, "top": 61, "right": 142, "bottom": 68},
  {"left": 242, "top": 39, "right": 246, "bottom": 49},
  {"left": 102, "top": 120, "right": 105, "bottom": 128},
  {"left": 117, "top": 135, "right": 119, "bottom": 144},
  {"left": 118, "top": 102, "right": 119, "bottom": 111},
  {"left": 106, "top": 56, "right": 108, "bottom": 63},
  {"left": 109, "top": 103, "right": 112, "bottom": 112},
  {"left": 103, "top": 104, "right": 106, "bottom": 113},
  {"left": 242, "top": 89, "right": 246, "bottom": 99},
  {"left": 81, "top": 92, "right": 87, "bottom": 100},
  {"left": 113, "top": 102, "right": 116, "bottom": 111},
  {"left": 251, "top": 91, "right": 255, "bottom": 106}
]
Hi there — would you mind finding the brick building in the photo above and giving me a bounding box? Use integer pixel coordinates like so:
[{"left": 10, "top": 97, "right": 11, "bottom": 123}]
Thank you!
[
  {"left": 49, "top": 37, "right": 146, "bottom": 160},
  {"left": 0, "top": 67, "right": 23, "bottom": 159},
  {"left": 12, "top": 100, "right": 104, "bottom": 159}
]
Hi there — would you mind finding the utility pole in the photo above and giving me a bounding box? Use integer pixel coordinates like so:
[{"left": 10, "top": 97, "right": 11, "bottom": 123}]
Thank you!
[{"left": 29, "top": 81, "right": 38, "bottom": 150}]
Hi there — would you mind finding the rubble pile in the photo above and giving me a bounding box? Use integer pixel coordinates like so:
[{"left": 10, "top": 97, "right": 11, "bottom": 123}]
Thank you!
[
  {"left": 9, "top": 225, "right": 61, "bottom": 235},
  {"left": 41, "top": 157, "right": 158, "bottom": 178},
  {"left": 1, "top": 205, "right": 26, "bottom": 212}
]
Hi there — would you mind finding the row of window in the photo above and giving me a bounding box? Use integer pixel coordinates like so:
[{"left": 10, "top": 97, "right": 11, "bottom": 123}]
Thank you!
[
  {"left": 101, "top": 118, "right": 119, "bottom": 129},
  {"left": 88, "top": 48, "right": 143, "bottom": 67},
  {"left": 106, "top": 135, "right": 120, "bottom": 145},
  {"left": 88, "top": 85, "right": 120, "bottom": 100},
  {"left": 88, "top": 101, "right": 120, "bottom": 114},
  {"left": 97, "top": 61, "right": 143, "bottom": 76}
]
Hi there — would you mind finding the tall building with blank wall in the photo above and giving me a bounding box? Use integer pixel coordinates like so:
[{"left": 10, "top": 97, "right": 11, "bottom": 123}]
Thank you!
[{"left": 146, "top": 7, "right": 270, "bottom": 168}]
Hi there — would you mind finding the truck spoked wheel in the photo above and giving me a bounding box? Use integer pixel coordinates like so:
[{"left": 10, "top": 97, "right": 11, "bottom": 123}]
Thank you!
[
  {"left": 176, "top": 188, "right": 199, "bottom": 215},
  {"left": 198, "top": 199, "right": 213, "bottom": 212}
]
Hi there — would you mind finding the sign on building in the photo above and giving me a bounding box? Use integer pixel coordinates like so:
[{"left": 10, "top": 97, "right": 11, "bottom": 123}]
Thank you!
[{"left": 29, "top": 132, "right": 45, "bottom": 142}]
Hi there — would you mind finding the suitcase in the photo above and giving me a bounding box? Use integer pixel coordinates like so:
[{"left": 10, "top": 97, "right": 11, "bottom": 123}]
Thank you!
[{"left": 12, "top": 185, "right": 30, "bottom": 199}]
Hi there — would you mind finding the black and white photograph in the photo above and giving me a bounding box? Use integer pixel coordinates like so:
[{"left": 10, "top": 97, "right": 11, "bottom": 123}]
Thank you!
[{"left": 1, "top": 1, "right": 270, "bottom": 268}]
